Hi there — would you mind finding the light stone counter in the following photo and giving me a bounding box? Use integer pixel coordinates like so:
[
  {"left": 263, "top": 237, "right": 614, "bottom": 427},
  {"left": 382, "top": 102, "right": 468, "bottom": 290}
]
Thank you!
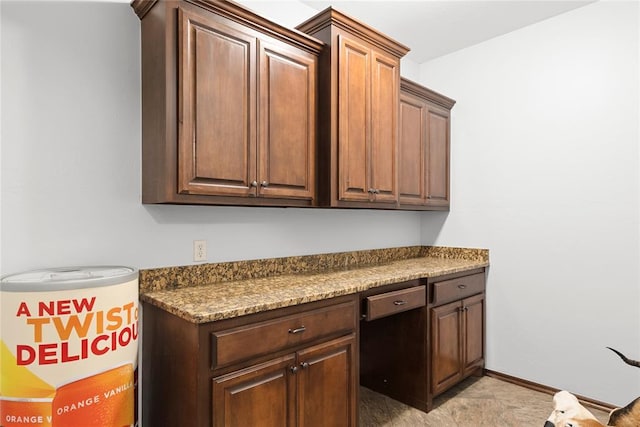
[{"left": 140, "top": 246, "right": 489, "bottom": 323}]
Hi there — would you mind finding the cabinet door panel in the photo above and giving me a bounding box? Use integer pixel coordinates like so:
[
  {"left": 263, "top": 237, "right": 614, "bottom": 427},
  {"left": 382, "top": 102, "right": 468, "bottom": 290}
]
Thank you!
[
  {"left": 179, "top": 9, "right": 256, "bottom": 196},
  {"left": 258, "top": 40, "right": 316, "bottom": 200},
  {"left": 431, "top": 300, "right": 462, "bottom": 395},
  {"left": 212, "top": 355, "right": 295, "bottom": 427},
  {"left": 370, "top": 51, "right": 399, "bottom": 203},
  {"left": 297, "top": 334, "right": 356, "bottom": 427},
  {"left": 426, "top": 107, "right": 450, "bottom": 205},
  {"left": 338, "top": 35, "right": 370, "bottom": 201},
  {"left": 399, "top": 94, "right": 427, "bottom": 205},
  {"left": 463, "top": 294, "right": 484, "bottom": 375}
]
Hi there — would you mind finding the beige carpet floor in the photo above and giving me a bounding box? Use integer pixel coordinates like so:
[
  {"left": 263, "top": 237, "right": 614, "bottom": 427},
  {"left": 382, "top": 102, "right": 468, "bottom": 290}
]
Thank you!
[{"left": 359, "top": 376, "right": 611, "bottom": 426}]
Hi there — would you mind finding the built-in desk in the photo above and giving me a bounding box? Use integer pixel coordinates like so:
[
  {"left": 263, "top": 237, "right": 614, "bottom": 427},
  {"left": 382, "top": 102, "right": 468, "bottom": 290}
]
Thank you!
[{"left": 139, "top": 246, "right": 488, "bottom": 426}]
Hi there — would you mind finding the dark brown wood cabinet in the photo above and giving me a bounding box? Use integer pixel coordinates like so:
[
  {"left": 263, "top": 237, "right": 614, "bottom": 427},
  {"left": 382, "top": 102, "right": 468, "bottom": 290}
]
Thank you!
[
  {"left": 132, "top": 0, "right": 322, "bottom": 206},
  {"left": 212, "top": 355, "right": 295, "bottom": 426},
  {"left": 133, "top": 2, "right": 461, "bottom": 211},
  {"left": 430, "top": 274, "right": 485, "bottom": 397},
  {"left": 359, "top": 270, "right": 485, "bottom": 413},
  {"left": 297, "top": 9, "right": 409, "bottom": 208},
  {"left": 359, "top": 280, "right": 429, "bottom": 411},
  {"left": 212, "top": 334, "right": 356, "bottom": 427},
  {"left": 140, "top": 268, "right": 485, "bottom": 425},
  {"left": 296, "top": 334, "right": 357, "bottom": 426},
  {"left": 399, "top": 78, "right": 456, "bottom": 210},
  {"left": 141, "top": 295, "right": 358, "bottom": 427}
]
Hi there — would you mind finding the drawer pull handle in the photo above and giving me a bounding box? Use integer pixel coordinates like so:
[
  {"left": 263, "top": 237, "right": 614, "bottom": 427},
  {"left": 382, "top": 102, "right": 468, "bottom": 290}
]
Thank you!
[
  {"left": 289, "top": 326, "right": 306, "bottom": 334},
  {"left": 393, "top": 300, "right": 407, "bottom": 306},
  {"left": 458, "top": 284, "right": 467, "bottom": 289}
]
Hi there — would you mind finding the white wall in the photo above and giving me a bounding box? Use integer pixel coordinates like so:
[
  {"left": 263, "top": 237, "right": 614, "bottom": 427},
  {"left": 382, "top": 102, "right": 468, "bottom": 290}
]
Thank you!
[
  {"left": 0, "top": 1, "right": 421, "bottom": 275},
  {"left": 420, "top": 1, "right": 640, "bottom": 405}
]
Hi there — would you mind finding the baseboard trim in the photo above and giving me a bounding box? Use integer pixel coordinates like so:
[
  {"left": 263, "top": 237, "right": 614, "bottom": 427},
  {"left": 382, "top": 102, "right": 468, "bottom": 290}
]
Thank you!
[{"left": 484, "top": 369, "right": 616, "bottom": 413}]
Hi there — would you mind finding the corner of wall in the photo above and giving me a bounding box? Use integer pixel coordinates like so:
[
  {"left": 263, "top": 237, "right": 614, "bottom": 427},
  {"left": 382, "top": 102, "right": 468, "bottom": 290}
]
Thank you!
[{"left": 400, "top": 57, "right": 420, "bottom": 81}]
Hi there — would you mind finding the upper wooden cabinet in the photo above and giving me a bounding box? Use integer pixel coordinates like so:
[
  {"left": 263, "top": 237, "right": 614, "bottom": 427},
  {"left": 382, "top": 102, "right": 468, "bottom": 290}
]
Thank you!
[
  {"left": 297, "top": 8, "right": 409, "bottom": 208},
  {"left": 399, "top": 78, "right": 456, "bottom": 210},
  {"left": 132, "top": 0, "right": 322, "bottom": 206}
]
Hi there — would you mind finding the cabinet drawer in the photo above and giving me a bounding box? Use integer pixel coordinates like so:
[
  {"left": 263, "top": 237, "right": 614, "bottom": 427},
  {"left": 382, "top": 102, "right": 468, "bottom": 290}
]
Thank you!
[
  {"left": 432, "top": 273, "right": 485, "bottom": 306},
  {"left": 211, "top": 300, "right": 356, "bottom": 369},
  {"left": 364, "top": 285, "right": 425, "bottom": 321}
]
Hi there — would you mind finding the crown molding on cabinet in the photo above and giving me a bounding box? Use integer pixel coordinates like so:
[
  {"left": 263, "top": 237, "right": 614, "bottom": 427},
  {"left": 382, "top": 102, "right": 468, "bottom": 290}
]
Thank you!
[
  {"left": 297, "top": 7, "right": 410, "bottom": 58},
  {"left": 400, "top": 77, "right": 456, "bottom": 110},
  {"left": 131, "top": 0, "right": 157, "bottom": 19},
  {"left": 131, "top": 0, "right": 325, "bottom": 55}
]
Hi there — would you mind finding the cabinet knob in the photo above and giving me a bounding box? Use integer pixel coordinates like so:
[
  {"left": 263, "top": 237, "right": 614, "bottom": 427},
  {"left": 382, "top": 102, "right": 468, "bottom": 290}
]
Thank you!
[
  {"left": 300, "top": 362, "right": 310, "bottom": 369},
  {"left": 374, "top": 189, "right": 380, "bottom": 194},
  {"left": 368, "top": 188, "right": 375, "bottom": 194},
  {"left": 250, "top": 180, "right": 258, "bottom": 188},
  {"left": 261, "top": 181, "right": 269, "bottom": 187},
  {"left": 290, "top": 366, "right": 299, "bottom": 374}
]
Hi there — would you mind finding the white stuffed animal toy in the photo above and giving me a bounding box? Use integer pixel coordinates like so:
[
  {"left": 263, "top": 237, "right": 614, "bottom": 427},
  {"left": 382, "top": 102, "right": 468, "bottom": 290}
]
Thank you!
[
  {"left": 544, "top": 348, "right": 640, "bottom": 427},
  {"left": 545, "top": 395, "right": 640, "bottom": 427}
]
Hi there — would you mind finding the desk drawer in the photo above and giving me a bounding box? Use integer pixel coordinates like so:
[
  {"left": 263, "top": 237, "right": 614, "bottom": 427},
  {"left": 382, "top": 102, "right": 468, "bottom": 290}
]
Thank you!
[
  {"left": 364, "top": 285, "right": 425, "bottom": 321},
  {"left": 432, "top": 273, "right": 485, "bottom": 306},
  {"left": 211, "top": 300, "right": 356, "bottom": 369}
]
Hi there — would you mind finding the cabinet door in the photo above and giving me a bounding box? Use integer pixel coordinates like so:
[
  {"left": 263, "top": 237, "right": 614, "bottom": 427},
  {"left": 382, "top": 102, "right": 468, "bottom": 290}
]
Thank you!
[
  {"left": 178, "top": 9, "right": 257, "bottom": 197},
  {"left": 370, "top": 50, "right": 399, "bottom": 203},
  {"left": 258, "top": 40, "right": 316, "bottom": 200},
  {"left": 431, "top": 300, "right": 462, "bottom": 395},
  {"left": 337, "top": 35, "right": 371, "bottom": 202},
  {"left": 426, "top": 105, "right": 450, "bottom": 207},
  {"left": 398, "top": 92, "right": 427, "bottom": 205},
  {"left": 462, "top": 293, "right": 484, "bottom": 376},
  {"left": 297, "top": 334, "right": 357, "bottom": 427},
  {"left": 212, "top": 355, "right": 296, "bottom": 427}
]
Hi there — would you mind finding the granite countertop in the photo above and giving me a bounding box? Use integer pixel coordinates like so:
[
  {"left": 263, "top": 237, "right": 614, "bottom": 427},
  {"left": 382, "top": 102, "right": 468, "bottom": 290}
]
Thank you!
[{"left": 140, "top": 247, "right": 489, "bottom": 324}]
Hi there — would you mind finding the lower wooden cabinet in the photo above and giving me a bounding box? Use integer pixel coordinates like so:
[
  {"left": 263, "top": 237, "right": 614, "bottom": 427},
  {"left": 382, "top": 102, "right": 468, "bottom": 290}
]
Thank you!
[
  {"left": 212, "top": 334, "right": 356, "bottom": 427},
  {"left": 141, "top": 295, "right": 357, "bottom": 427},
  {"left": 359, "top": 280, "right": 429, "bottom": 411},
  {"left": 212, "top": 355, "right": 296, "bottom": 427},
  {"left": 297, "top": 334, "right": 357, "bottom": 426},
  {"left": 358, "top": 270, "right": 486, "bottom": 413},
  {"left": 431, "top": 287, "right": 485, "bottom": 396},
  {"left": 141, "top": 271, "right": 485, "bottom": 425}
]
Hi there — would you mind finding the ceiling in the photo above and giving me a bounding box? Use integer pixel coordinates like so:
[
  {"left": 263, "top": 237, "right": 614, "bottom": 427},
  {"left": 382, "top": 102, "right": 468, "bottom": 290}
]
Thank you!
[
  {"left": 83, "top": 0, "right": 594, "bottom": 64},
  {"left": 300, "top": 1, "right": 595, "bottom": 63}
]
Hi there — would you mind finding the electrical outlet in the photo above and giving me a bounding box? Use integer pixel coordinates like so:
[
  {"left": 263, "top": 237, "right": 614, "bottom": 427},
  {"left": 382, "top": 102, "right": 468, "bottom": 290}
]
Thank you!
[{"left": 193, "top": 240, "right": 207, "bottom": 262}]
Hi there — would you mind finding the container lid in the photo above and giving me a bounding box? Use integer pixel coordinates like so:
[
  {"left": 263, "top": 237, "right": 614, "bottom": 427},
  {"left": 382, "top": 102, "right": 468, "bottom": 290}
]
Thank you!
[{"left": 0, "top": 266, "right": 138, "bottom": 292}]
